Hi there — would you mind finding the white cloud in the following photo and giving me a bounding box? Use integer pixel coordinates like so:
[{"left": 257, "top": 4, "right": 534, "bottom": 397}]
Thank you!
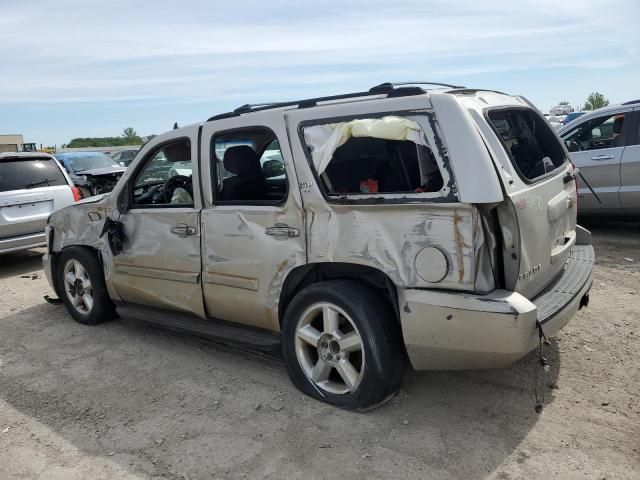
[{"left": 0, "top": 0, "right": 637, "bottom": 105}]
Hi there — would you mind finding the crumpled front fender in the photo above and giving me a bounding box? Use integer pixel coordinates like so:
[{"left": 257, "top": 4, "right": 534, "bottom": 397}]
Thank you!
[{"left": 47, "top": 195, "right": 120, "bottom": 300}]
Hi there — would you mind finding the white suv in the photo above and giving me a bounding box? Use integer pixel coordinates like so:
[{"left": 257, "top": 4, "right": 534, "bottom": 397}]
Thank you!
[
  {"left": 0, "top": 152, "right": 78, "bottom": 254},
  {"left": 43, "top": 83, "right": 594, "bottom": 409}
]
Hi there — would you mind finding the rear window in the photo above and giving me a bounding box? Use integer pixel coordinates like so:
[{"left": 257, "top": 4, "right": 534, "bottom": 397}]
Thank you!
[
  {"left": 487, "top": 108, "right": 566, "bottom": 181},
  {"left": 0, "top": 158, "right": 67, "bottom": 192}
]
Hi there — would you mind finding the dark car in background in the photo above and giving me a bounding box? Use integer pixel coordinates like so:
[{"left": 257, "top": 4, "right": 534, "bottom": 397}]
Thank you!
[
  {"left": 563, "top": 112, "right": 585, "bottom": 125},
  {"left": 111, "top": 148, "right": 139, "bottom": 167},
  {"left": 54, "top": 152, "right": 126, "bottom": 198}
]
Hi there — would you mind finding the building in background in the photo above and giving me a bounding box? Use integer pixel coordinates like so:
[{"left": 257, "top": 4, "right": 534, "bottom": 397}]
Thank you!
[{"left": 0, "top": 134, "right": 33, "bottom": 153}]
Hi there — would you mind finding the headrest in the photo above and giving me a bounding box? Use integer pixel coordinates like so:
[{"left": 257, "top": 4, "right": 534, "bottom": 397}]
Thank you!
[
  {"left": 612, "top": 116, "right": 624, "bottom": 135},
  {"left": 223, "top": 145, "right": 261, "bottom": 176},
  {"left": 164, "top": 140, "right": 190, "bottom": 162}
]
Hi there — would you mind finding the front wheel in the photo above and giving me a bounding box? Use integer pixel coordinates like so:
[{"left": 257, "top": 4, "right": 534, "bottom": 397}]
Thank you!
[
  {"left": 57, "top": 247, "right": 114, "bottom": 325},
  {"left": 281, "top": 280, "right": 405, "bottom": 410}
]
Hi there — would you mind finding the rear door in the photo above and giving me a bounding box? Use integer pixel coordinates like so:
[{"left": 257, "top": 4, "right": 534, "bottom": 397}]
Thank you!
[
  {"left": 620, "top": 109, "right": 640, "bottom": 214},
  {"left": 0, "top": 156, "right": 74, "bottom": 238},
  {"left": 199, "top": 112, "right": 306, "bottom": 331},
  {"left": 560, "top": 109, "right": 633, "bottom": 213},
  {"left": 483, "top": 107, "right": 577, "bottom": 299}
]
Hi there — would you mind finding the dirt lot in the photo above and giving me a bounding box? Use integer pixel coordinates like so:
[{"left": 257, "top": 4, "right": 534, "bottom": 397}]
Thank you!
[{"left": 1, "top": 221, "right": 638, "bottom": 480}]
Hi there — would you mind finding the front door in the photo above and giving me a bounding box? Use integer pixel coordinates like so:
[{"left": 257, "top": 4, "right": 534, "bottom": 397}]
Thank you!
[
  {"left": 563, "top": 110, "right": 633, "bottom": 213},
  {"left": 110, "top": 128, "right": 205, "bottom": 317},
  {"left": 199, "top": 113, "right": 306, "bottom": 331}
]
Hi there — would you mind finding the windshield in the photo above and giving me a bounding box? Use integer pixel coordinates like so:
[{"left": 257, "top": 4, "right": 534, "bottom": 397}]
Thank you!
[
  {"left": 58, "top": 153, "right": 119, "bottom": 172},
  {"left": 487, "top": 108, "right": 566, "bottom": 181},
  {"left": 0, "top": 158, "right": 67, "bottom": 192}
]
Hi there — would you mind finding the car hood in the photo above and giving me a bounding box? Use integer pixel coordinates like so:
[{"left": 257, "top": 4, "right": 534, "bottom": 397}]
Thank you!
[{"left": 77, "top": 166, "right": 126, "bottom": 176}]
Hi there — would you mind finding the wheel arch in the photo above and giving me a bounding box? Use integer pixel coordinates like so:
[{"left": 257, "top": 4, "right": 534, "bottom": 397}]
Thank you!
[{"left": 278, "top": 262, "right": 402, "bottom": 333}]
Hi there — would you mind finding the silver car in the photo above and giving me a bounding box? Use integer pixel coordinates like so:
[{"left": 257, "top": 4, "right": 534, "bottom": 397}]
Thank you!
[
  {"left": 0, "top": 152, "right": 77, "bottom": 254},
  {"left": 559, "top": 100, "right": 640, "bottom": 214},
  {"left": 43, "top": 84, "right": 594, "bottom": 410}
]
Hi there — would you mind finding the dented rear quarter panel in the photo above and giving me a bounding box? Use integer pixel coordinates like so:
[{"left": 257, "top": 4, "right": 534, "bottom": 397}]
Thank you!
[{"left": 305, "top": 202, "right": 479, "bottom": 290}]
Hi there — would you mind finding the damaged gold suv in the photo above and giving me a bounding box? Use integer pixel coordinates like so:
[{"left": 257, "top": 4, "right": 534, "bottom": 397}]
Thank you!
[{"left": 43, "top": 82, "right": 594, "bottom": 410}]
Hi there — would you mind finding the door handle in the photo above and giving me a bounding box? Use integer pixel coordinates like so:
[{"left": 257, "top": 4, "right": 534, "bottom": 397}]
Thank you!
[
  {"left": 170, "top": 224, "right": 196, "bottom": 237},
  {"left": 591, "top": 154, "right": 614, "bottom": 161},
  {"left": 265, "top": 223, "right": 299, "bottom": 239}
]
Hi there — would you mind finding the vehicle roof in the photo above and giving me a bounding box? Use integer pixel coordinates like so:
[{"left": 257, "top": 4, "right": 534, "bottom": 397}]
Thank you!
[
  {"left": 203, "top": 83, "right": 522, "bottom": 123},
  {"left": 160, "top": 83, "right": 529, "bottom": 141},
  {"left": 0, "top": 152, "right": 54, "bottom": 161},
  {"left": 559, "top": 100, "right": 639, "bottom": 133}
]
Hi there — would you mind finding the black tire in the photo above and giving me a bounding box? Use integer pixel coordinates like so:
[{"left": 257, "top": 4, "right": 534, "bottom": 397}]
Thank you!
[
  {"left": 281, "top": 280, "right": 405, "bottom": 410},
  {"left": 56, "top": 246, "right": 115, "bottom": 325}
]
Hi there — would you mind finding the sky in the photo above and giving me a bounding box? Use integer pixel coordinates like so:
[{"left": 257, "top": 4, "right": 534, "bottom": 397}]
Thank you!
[{"left": 1, "top": 0, "right": 638, "bottom": 147}]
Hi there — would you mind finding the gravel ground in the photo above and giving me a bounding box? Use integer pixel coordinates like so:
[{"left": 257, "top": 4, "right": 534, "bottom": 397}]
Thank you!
[{"left": 1, "top": 221, "right": 638, "bottom": 479}]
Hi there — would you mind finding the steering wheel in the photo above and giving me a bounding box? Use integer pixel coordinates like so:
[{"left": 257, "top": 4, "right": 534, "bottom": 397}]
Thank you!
[
  {"left": 568, "top": 139, "right": 581, "bottom": 152},
  {"left": 160, "top": 175, "right": 192, "bottom": 203}
]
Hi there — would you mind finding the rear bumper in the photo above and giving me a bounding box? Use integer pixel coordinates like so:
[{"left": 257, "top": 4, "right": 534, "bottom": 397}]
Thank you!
[
  {"left": 0, "top": 232, "right": 46, "bottom": 254},
  {"left": 399, "top": 244, "right": 594, "bottom": 370}
]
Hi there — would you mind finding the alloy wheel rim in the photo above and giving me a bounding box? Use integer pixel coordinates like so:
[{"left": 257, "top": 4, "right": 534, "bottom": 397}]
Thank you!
[
  {"left": 63, "top": 259, "right": 94, "bottom": 315},
  {"left": 294, "top": 302, "right": 365, "bottom": 395}
]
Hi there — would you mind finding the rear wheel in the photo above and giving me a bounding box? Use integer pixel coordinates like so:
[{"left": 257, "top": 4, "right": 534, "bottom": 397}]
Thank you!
[
  {"left": 57, "top": 247, "right": 114, "bottom": 325},
  {"left": 282, "top": 280, "right": 405, "bottom": 410}
]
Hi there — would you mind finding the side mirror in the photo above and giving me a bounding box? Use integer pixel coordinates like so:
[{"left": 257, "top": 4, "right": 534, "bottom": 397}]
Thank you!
[
  {"left": 116, "top": 182, "right": 130, "bottom": 213},
  {"left": 262, "top": 159, "right": 286, "bottom": 178}
]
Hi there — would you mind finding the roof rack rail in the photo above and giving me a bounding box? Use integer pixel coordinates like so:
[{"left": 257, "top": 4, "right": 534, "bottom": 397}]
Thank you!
[
  {"left": 233, "top": 102, "right": 288, "bottom": 114},
  {"left": 622, "top": 99, "right": 640, "bottom": 105},
  {"left": 206, "top": 82, "right": 444, "bottom": 122},
  {"left": 447, "top": 88, "right": 508, "bottom": 96},
  {"left": 208, "top": 90, "right": 386, "bottom": 121},
  {"left": 369, "top": 81, "right": 465, "bottom": 92}
]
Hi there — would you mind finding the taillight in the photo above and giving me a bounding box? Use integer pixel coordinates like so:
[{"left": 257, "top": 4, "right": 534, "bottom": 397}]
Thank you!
[{"left": 71, "top": 186, "right": 83, "bottom": 202}]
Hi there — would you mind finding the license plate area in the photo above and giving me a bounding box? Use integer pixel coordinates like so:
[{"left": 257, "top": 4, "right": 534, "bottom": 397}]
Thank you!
[{"left": 1, "top": 200, "right": 53, "bottom": 221}]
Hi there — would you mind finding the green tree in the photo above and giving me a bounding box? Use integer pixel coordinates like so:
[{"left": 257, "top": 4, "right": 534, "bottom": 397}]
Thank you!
[
  {"left": 122, "top": 127, "right": 142, "bottom": 144},
  {"left": 558, "top": 101, "right": 571, "bottom": 106},
  {"left": 67, "top": 136, "right": 126, "bottom": 148},
  {"left": 583, "top": 92, "right": 609, "bottom": 111}
]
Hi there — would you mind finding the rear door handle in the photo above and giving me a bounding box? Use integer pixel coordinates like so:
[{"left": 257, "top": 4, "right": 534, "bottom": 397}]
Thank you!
[
  {"left": 265, "top": 223, "right": 299, "bottom": 239},
  {"left": 170, "top": 224, "right": 196, "bottom": 237},
  {"left": 591, "top": 154, "right": 615, "bottom": 161}
]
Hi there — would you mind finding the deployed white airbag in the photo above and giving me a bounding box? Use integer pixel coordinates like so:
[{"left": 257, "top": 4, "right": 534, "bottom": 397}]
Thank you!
[{"left": 304, "top": 116, "right": 427, "bottom": 174}]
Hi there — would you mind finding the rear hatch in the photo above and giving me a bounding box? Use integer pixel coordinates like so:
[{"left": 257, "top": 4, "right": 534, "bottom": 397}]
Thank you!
[
  {"left": 482, "top": 106, "right": 577, "bottom": 299},
  {"left": 0, "top": 156, "right": 73, "bottom": 238}
]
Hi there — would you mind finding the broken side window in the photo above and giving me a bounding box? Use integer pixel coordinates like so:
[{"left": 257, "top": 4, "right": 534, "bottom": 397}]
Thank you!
[{"left": 303, "top": 116, "right": 444, "bottom": 196}]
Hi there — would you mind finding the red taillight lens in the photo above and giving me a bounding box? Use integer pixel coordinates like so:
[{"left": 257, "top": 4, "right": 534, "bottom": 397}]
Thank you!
[{"left": 71, "top": 186, "right": 83, "bottom": 202}]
